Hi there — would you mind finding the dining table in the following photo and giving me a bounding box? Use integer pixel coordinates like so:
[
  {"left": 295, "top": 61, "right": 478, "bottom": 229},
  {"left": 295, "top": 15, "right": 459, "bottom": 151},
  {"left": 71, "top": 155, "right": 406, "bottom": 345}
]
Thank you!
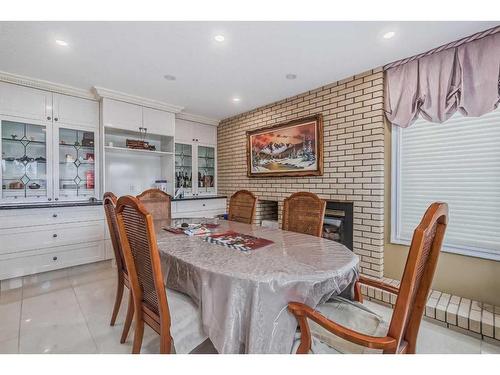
[{"left": 156, "top": 218, "right": 359, "bottom": 354}]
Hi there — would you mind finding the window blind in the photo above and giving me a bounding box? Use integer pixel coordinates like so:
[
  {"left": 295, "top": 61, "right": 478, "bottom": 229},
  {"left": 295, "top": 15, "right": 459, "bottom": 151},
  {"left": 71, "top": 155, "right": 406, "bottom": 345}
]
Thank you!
[{"left": 392, "top": 108, "right": 500, "bottom": 260}]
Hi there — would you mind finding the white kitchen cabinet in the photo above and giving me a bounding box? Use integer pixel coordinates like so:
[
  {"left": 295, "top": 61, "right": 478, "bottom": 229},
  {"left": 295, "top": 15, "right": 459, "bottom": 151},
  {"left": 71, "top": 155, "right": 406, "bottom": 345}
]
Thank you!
[
  {"left": 0, "top": 204, "right": 106, "bottom": 281},
  {"left": 0, "top": 82, "right": 53, "bottom": 123},
  {"left": 143, "top": 107, "right": 175, "bottom": 137},
  {"left": 175, "top": 142, "right": 216, "bottom": 196},
  {"left": 52, "top": 94, "right": 99, "bottom": 129},
  {"left": 102, "top": 98, "right": 175, "bottom": 137},
  {"left": 102, "top": 98, "right": 142, "bottom": 132},
  {"left": 175, "top": 119, "right": 217, "bottom": 144},
  {"left": 172, "top": 197, "right": 226, "bottom": 219},
  {"left": 0, "top": 82, "right": 100, "bottom": 204}
]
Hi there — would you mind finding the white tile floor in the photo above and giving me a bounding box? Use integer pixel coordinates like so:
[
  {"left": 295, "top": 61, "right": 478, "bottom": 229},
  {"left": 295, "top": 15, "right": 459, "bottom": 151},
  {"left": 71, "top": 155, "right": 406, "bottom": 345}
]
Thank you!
[{"left": 0, "top": 260, "right": 499, "bottom": 354}]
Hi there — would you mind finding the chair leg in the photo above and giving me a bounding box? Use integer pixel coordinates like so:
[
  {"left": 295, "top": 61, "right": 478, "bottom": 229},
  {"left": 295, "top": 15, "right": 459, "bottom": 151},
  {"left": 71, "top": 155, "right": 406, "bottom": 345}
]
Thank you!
[
  {"left": 120, "top": 290, "right": 134, "bottom": 344},
  {"left": 132, "top": 319, "right": 144, "bottom": 354},
  {"left": 160, "top": 333, "right": 172, "bottom": 354},
  {"left": 110, "top": 274, "right": 124, "bottom": 326}
]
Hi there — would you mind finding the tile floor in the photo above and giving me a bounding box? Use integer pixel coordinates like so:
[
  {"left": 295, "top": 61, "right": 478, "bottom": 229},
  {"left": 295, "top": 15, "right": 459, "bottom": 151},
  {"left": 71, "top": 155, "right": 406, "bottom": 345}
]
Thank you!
[{"left": 0, "top": 260, "right": 499, "bottom": 354}]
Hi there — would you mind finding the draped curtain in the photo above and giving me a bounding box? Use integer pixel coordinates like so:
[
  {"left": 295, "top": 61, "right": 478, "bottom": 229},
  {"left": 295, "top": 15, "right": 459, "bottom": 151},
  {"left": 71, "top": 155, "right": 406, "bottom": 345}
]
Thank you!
[{"left": 384, "top": 28, "right": 500, "bottom": 128}]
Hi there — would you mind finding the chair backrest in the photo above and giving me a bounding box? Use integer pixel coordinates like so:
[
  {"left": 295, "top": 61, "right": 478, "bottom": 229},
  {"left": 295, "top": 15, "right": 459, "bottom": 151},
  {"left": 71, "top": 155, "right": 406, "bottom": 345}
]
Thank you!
[
  {"left": 388, "top": 202, "right": 448, "bottom": 351},
  {"left": 103, "top": 192, "right": 127, "bottom": 276},
  {"left": 136, "top": 189, "right": 172, "bottom": 229},
  {"left": 228, "top": 190, "right": 257, "bottom": 224},
  {"left": 282, "top": 192, "right": 326, "bottom": 237},
  {"left": 115, "top": 196, "right": 171, "bottom": 328}
]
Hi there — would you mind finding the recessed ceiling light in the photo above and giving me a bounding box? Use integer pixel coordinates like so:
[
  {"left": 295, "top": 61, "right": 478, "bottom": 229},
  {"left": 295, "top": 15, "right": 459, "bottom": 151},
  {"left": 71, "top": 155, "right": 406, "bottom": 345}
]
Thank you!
[
  {"left": 383, "top": 31, "right": 396, "bottom": 40},
  {"left": 55, "top": 39, "right": 69, "bottom": 47},
  {"left": 214, "top": 34, "right": 225, "bottom": 42},
  {"left": 286, "top": 73, "right": 297, "bottom": 80},
  {"left": 232, "top": 97, "right": 241, "bottom": 103},
  {"left": 163, "top": 74, "right": 176, "bottom": 81}
]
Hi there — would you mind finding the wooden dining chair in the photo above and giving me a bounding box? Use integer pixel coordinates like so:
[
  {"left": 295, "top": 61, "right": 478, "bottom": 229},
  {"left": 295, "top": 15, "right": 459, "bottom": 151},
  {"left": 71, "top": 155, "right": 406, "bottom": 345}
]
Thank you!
[
  {"left": 136, "top": 188, "right": 172, "bottom": 230},
  {"left": 228, "top": 190, "right": 257, "bottom": 224},
  {"left": 282, "top": 192, "right": 326, "bottom": 237},
  {"left": 103, "top": 192, "right": 134, "bottom": 344},
  {"left": 288, "top": 202, "right": 448, "bottom": 354},
  {"left": 115, "top": 195, "right": 207, "bottom": 354}
]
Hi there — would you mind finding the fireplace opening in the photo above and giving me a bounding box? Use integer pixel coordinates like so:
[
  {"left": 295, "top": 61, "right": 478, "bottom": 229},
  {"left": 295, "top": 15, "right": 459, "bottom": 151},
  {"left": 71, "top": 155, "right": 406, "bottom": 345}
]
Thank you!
[
  {"left": 323, "top": 201, "right": 353, "bottom": 250},
  {"left": 257, "top": 199, "right": 279, "bottom": 229}
]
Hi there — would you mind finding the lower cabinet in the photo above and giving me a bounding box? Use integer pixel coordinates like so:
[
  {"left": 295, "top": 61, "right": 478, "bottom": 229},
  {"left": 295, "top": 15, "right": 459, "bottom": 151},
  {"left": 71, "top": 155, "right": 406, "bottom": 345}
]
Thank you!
[
  {"left": 172, "top": 198, "right": 226, "bottom": 219},
  {"left": 0, "top": 205, "right": 107, "bottom": 281}
]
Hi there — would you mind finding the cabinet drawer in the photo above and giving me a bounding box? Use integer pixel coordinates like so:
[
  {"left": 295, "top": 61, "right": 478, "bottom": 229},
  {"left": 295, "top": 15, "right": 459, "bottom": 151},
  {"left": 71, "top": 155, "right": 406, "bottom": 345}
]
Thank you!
[
  {"left": 175, "top": 198, "right": 226, "bottom": 214},
  {"left": 0, "top": 221, "right": 104, "bottom": 255},
  {"left": 0, "top": 205, "right": 103, "bottom": 229},
  {"left": 0, "top": 241, "right": 105, "bottom": 280}
]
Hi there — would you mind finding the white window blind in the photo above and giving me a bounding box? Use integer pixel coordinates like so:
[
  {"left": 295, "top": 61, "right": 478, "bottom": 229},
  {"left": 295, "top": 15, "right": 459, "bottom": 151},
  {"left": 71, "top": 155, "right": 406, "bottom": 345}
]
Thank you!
[{"left": 392, "top": 108, "right": 500, "bottom": 261}]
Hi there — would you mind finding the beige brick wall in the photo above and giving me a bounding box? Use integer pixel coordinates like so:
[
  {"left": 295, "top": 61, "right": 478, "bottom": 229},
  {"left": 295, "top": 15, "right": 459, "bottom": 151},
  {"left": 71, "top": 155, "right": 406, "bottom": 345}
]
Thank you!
[{"left": 217, "top": 68, "right": 385, "bottom": 278}]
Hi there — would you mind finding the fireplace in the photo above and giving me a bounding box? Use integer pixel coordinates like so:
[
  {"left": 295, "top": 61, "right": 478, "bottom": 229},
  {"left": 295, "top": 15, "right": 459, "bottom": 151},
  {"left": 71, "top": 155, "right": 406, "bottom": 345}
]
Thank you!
[{"left": 323, "top": 201, "right": 353, "bottom": 250}]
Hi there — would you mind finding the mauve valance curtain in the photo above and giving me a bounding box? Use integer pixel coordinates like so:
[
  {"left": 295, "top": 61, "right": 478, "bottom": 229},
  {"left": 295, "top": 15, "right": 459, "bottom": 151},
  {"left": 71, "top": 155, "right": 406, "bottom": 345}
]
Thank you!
[{"left": 384, "top": 30, "right": 500, "bottom": 128}]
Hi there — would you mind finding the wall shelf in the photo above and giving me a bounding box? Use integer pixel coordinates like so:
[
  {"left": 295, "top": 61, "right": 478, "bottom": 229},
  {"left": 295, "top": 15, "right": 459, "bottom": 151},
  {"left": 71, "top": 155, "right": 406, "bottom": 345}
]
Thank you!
[{"left": 105, "top": 145, "right": 173, "bottom": 156}]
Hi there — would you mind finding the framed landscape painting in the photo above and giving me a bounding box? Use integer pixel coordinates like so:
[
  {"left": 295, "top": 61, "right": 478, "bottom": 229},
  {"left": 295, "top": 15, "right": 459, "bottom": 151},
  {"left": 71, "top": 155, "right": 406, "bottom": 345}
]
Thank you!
[{"left": 247, "top": 114, "right": 323, "bottom": 177}]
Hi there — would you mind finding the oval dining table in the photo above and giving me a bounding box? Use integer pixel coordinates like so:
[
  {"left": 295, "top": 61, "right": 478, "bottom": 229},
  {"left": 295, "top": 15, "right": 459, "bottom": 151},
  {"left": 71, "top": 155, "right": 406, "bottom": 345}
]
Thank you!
[{"left": 156, "top": 218, "right": 359, "bottom": 354}]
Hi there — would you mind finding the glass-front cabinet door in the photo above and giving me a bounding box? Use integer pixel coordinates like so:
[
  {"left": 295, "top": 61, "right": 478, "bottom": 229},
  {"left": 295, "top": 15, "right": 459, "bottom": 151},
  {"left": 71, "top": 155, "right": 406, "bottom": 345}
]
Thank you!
[
  {"left": 55, "top": 127, "right": 97, "bottom": 201},
  {"left": 175, "top": 143, "right": 193, "bottom": 195},
  {"left": 197, "top": 145, "right": 215, "bottom": 195},
  {"left": 1, "top": 119, "right": 52, "bottom": 202}
]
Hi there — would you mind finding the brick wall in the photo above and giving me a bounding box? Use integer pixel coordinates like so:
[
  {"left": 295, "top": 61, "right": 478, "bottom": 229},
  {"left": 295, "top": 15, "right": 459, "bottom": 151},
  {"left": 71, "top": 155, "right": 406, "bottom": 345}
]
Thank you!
[{"left": 217, "top": 68, "right": 385, "bottom": 278}]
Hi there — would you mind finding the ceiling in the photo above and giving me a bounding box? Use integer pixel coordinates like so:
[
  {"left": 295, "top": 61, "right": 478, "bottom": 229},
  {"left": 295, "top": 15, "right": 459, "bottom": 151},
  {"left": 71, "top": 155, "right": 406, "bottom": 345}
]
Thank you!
[{"left": 0, "top": 21, "right": 497, "bottom": 121}]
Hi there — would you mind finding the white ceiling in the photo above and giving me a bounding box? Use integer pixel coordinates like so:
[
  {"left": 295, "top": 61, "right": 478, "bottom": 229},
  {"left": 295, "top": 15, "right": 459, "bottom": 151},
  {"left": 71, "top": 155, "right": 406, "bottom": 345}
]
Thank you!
[{"left": 0, "top": 21, "right": 497, "bottom": 121}]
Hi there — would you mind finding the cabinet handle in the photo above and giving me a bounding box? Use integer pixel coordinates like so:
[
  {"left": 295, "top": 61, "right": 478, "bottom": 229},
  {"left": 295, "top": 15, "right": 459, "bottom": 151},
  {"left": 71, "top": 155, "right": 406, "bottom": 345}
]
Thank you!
[
  {"left": 52, "top": 256, "right": 58, "bottom": 261},
  {"left": 54, "top": 117, "right": 58, "bottom": 122},
  {"left": 53, "top": 234, "right": 58, "bottom": 238},
  {"left": 48, "top": 198, "right": 52, "bottom": 201},
  {"left": 202, "top": 203, "right": 206, "bottom": 207},
  {"left": 52, "top": 214, "right": 58, "bottom": 218},
  {"left": 47, "top": 116, "right": 51, "bottom": 121},
  {"left": 55, "top": 198, "right": 59, "bottom": 201}
]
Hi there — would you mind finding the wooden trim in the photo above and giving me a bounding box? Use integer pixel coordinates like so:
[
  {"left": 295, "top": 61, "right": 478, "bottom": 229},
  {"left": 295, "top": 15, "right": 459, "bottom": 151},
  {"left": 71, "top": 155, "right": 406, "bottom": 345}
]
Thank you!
[
  {"left": 288, "top": 302, "right": 398, "bottom": 352},
  {"left": 176, "top": 112, "right": 220, "bottom": 126},
  {"left": 94, "top": 86, "right": 183, "bottom": 113},
  {"left": 0, "top": 70, "right": 96, "bottom": 100},
  {"left": 246, "top": 114, "right": 323, "bottom": 177}
]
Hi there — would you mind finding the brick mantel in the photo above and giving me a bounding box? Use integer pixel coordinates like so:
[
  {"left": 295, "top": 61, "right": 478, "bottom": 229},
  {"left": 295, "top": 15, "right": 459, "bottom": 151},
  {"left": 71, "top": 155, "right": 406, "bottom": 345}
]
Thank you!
[{"left": 217, "top": 68, "right": 385, "bottom": 278}]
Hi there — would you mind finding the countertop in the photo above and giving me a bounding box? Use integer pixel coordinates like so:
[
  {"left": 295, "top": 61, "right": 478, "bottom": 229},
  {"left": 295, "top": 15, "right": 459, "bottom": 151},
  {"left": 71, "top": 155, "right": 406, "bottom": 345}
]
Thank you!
[
  {"left": 0, "top": 200, "right": 103, "bottom": 210},
  {"left": 172, "top": 195, "right": 227, "bottom": 202}
]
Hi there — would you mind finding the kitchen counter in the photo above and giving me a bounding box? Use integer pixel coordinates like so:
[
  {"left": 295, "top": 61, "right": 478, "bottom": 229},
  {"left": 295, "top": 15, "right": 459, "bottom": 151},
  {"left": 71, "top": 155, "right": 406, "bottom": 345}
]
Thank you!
[
  {"left": 0, "top": 200, "right": 103, "bottom": 210},
  {"left": 172, "top": 195, "right": 227, "bottom": 202}
]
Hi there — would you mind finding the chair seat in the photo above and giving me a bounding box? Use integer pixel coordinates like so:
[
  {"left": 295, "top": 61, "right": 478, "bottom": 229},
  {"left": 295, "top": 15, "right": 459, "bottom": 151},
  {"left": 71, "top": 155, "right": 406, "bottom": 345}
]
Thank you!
[
  {"left": 166, "top": 288, "right": 208, "bottom": 354},
  {"left": 292, "top": 296, "right": 389, "bottom": 354}
]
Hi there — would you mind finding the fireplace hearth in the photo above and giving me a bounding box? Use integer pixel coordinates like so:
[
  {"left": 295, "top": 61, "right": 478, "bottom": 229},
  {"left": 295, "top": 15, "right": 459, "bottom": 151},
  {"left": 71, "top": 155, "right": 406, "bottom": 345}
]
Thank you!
[{"left": 323, "top": 201, "right": 353, "bottom": 250}]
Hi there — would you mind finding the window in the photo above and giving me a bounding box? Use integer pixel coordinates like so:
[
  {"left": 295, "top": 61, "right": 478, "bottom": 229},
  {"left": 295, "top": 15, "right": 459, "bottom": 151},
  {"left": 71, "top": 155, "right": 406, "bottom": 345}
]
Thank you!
[{"left": 391, "top": 109, "right": 500, "bottom": 261}]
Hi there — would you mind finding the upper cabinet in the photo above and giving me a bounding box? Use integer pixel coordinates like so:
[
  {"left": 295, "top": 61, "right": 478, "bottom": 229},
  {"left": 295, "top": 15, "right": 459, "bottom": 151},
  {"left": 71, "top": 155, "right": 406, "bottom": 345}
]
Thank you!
[
  {"left": 102, "top": 98, "right": 174, "bottom": 136},
  {"left": 102, "top": 98, "right": 142, "bottom": 131},
  {"left": 0, "top": 81, "right": 100, "bottom": 204},
  {"left": 175, "top": 119, "right": 217, "bottom": 145},
  {"left": 0, "top": 82, "right": 52, "bottom": 123},
  {"left": 52, "top": 94, "right": 99, "bottom": 129},
  {"left": 143, "top": 107, "right": 175, "bottom": 137}
]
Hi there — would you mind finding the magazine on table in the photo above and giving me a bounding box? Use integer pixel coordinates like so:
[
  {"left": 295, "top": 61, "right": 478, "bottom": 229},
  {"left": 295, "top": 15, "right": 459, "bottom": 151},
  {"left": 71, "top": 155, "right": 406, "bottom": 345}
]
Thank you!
[{"left": 204, "top": 231, "right": 274, "bottom": 251}]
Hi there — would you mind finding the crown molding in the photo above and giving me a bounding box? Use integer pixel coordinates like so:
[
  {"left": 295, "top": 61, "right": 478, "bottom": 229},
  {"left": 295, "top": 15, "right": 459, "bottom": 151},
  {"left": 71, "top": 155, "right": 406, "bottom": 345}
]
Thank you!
[
  {"left": 176, "top": 112, "right": 220, "bottom": 126},
  {"left": 0, "top": 70, "right": 96, "bottom": 100},
  {"left": 93, "top": 86, "right": 184, "bottom": 113}
]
